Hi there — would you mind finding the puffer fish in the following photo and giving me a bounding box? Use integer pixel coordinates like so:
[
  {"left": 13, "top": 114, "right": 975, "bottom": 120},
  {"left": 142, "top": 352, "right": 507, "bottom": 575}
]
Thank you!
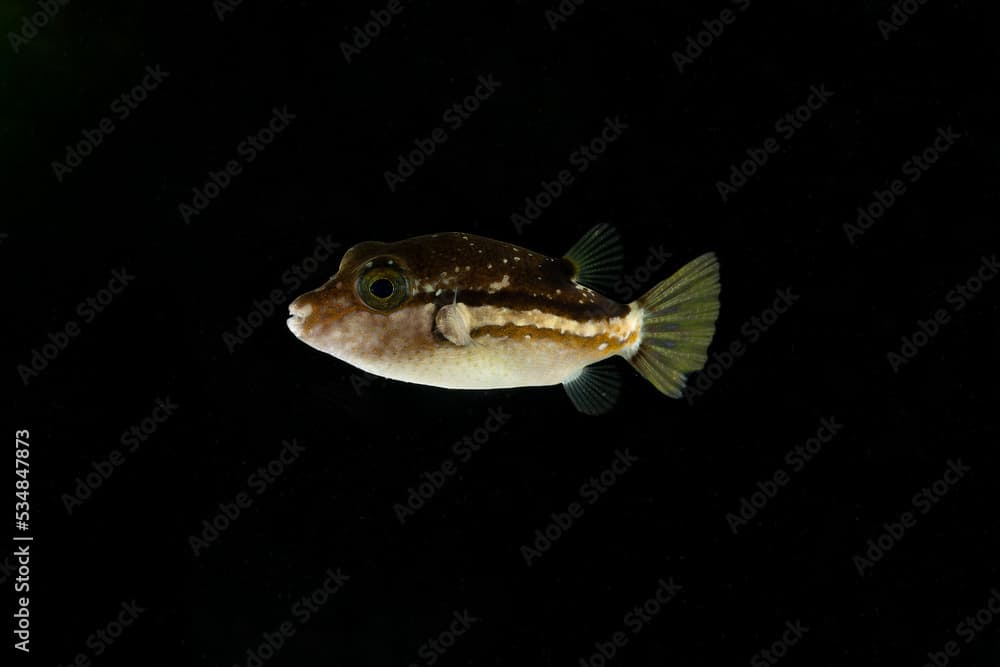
[{"left": 286, "top": 225, "right": 720, "bottom": 414}]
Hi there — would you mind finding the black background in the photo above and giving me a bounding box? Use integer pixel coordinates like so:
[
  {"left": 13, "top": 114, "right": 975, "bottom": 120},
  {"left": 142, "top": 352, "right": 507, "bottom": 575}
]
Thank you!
[{"left": 7, "top": 1, "right": 999, "bottom": 665}]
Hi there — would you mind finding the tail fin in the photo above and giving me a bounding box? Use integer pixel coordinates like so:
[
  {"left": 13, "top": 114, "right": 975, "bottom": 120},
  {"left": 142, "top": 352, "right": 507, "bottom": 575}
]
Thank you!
[{"left": 626, "top": 253, "right": 721, "bottom": 398}]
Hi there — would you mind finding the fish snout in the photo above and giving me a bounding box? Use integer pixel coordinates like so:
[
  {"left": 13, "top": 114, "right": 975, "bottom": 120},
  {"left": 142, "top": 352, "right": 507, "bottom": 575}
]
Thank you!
[
  {"left": 287, "top": 293, "right": 317, "bottom": 337},
  {"left": 287, "top": 279, "right": 354, "bottom": 339}
]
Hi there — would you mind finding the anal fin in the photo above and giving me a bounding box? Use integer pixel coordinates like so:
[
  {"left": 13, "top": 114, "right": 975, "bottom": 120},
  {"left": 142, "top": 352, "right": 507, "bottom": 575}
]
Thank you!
[{"left": 562, "top": 363, "right": 621, "bottom": 415}]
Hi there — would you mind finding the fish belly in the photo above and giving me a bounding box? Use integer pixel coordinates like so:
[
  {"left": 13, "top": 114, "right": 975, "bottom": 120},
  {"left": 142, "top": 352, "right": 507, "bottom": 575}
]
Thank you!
[{"left": 362, "top": 334, "right": 610, "bottom": 389}]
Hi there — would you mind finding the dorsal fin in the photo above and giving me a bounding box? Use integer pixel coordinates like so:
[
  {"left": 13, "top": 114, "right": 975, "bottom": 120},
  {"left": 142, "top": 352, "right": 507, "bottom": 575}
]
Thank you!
[{"left": 562, "top": 224, "right": 624, "bottom": 292}]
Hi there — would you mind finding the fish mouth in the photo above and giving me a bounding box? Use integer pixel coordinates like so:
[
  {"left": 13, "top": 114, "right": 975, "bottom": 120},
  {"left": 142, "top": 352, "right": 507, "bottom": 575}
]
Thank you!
[
  {"left": 286, "top": 312, "right": 304, "bottom": 337},
  {"left": 286, "top": 298, "right": 313, "bottom": 337}
]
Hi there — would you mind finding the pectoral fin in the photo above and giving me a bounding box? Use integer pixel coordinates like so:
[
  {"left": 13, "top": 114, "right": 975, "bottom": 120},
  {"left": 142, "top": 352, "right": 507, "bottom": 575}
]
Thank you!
[{"left": 435, "top": 303, "right": 473, "bottom": 346}]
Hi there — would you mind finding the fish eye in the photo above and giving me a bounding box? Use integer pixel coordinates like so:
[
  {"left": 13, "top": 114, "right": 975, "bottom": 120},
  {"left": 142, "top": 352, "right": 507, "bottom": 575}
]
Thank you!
[
  {"left": 357, "top": 263, "right": 408, "bottom": 310},
  {"left": 369, "top": 278, "right": 394, "bottom": 299}
]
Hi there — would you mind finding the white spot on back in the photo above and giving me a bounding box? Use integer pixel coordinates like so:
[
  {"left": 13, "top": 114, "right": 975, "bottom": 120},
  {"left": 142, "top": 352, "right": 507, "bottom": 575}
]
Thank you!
[{"left": 488, "top": 274, "right": 511, "bottom": 294}]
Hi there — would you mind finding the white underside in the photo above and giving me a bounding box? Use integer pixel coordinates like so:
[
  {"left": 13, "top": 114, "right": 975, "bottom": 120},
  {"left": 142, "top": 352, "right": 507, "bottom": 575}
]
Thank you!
[
  {"left": 349, "top": 335, "right": 600, "bottom": 389},
  {"left": 288, "top": 302, "right": 642, "bottom": 390}
]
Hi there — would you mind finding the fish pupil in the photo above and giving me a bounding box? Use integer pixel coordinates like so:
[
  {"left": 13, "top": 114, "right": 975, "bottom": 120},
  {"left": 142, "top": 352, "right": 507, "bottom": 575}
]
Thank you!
[{"left": 370, "top": 278, "right": 394, "bottom": 298}]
